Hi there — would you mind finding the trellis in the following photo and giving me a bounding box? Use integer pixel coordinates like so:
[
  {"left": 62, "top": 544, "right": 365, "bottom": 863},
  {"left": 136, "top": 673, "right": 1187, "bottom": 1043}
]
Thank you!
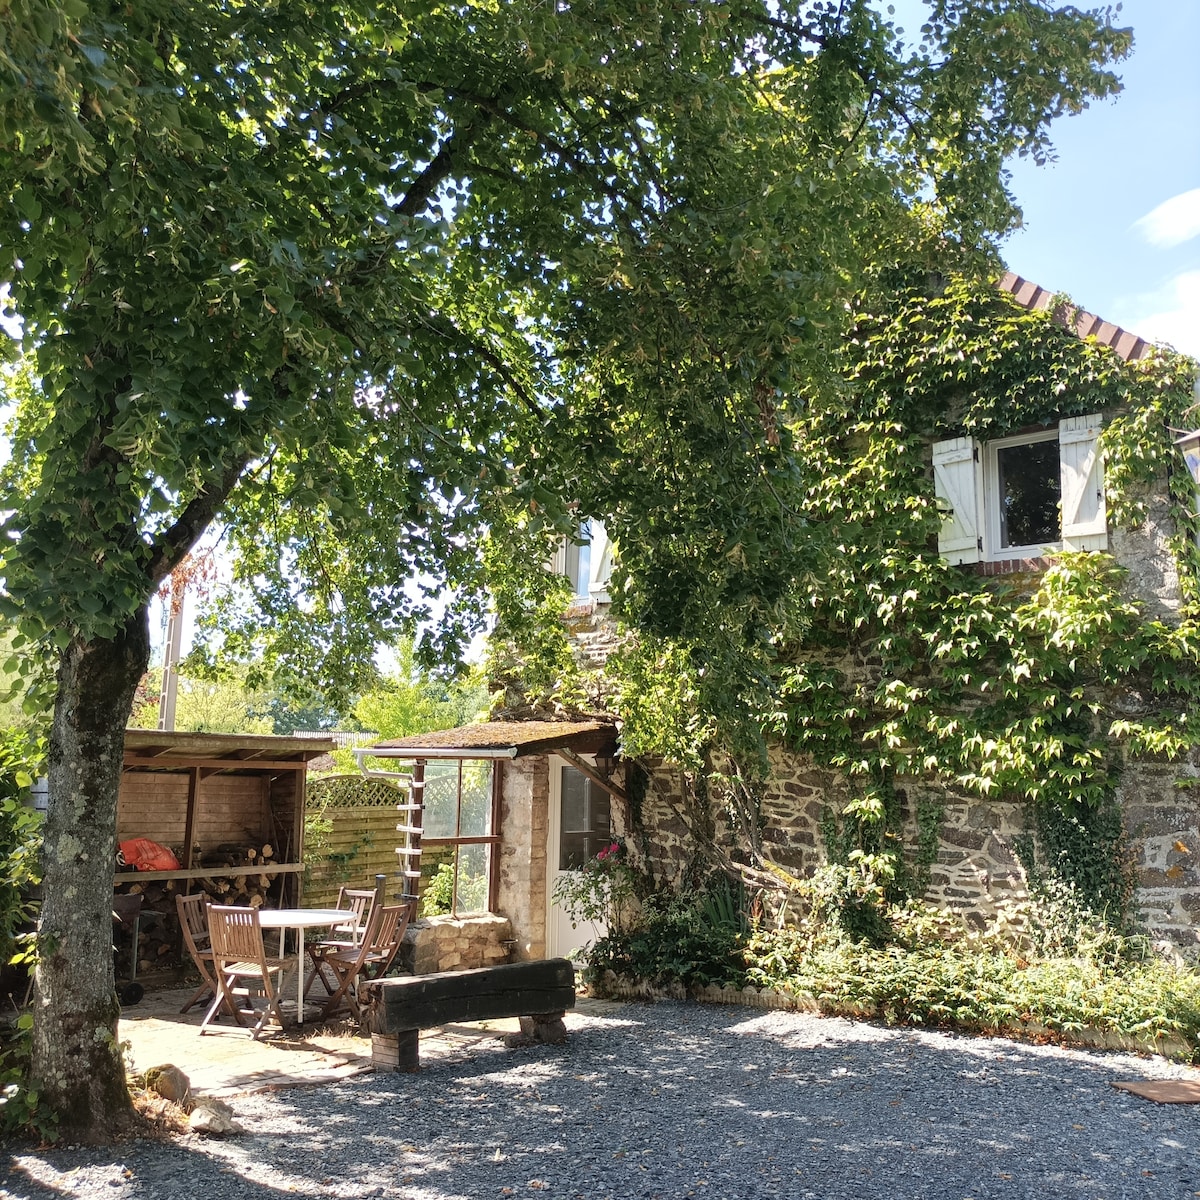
[{"left": 304, "top": 773, "right": 427, "bottom": 908}]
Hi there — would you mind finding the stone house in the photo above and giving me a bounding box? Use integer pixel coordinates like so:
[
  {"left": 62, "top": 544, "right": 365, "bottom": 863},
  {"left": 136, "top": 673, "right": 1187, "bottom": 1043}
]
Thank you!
[{"left": 366, "top": 272, "right": 1200, "bottom": 962}]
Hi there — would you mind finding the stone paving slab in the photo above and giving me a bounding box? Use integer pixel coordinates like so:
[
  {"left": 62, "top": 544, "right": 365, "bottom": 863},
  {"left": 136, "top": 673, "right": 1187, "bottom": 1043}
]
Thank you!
[{"left": 119, "top": 984, "right": 610, "bottom": 1099}]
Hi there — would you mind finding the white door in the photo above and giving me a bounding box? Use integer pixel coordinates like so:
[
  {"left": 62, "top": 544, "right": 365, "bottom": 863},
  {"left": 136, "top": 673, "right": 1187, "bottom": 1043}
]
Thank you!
[{"left": 546, "top": 757, "right": 612, "bottom": 958}]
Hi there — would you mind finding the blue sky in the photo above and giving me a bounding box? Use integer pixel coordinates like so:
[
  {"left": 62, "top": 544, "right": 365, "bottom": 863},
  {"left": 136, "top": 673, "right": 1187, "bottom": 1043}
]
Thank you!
[{"left": 989, "top": 0, "right": 1199, "bottom": 357}]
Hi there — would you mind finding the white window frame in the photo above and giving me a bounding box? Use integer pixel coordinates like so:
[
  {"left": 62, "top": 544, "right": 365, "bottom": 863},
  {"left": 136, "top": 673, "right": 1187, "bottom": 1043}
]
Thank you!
[
  {"left": 552, "top": 519, "right": 614, "bottom": 602},
  {"left": 934, "top": 414, "right": 1107, "bottom": 565},
  {"left": 982, "top": 427, "right": 1061, "bottom": 559}
]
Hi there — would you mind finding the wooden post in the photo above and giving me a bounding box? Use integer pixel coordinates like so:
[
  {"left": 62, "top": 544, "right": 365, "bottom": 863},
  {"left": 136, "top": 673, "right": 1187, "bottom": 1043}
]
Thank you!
[{"left": 371, "top": 1030, "right": 421, "bottom": 1072}]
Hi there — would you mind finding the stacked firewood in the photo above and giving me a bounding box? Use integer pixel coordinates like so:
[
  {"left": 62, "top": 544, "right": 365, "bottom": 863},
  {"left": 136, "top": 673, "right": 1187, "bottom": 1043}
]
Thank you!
[
  {"left": 195, "top": 842, "right": 280, "bottom": 903},
  {"left": 113, "top": 842, "right": 285, "bottom": 976}
]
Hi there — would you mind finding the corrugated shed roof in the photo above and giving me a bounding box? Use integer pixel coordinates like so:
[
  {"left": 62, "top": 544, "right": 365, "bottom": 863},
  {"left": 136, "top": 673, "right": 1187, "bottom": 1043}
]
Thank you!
[
  {"left": 369, "top": 719, "right": 618, "bottom": 758},
  {"left": 998, "top": 271, "right": 1154, "bottom": 362}
]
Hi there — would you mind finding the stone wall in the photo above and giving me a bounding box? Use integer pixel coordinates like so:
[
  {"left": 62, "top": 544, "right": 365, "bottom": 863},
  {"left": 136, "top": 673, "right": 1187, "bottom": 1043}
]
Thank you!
[
  {"left": 624, "top": 746, "right": 1200, "bottom": 948},
  {"left": 494, "top": 756, "right": 550, "bottom": 961},
  {"left": 400, "top": 913, "right": 514, "bottom": 975},
  {"left": 1119, "top": 758, "right": 1200, "bottom": 948},
  {"left": 1107, "top": 481, "right": 1182, "bottom": 621},
  {"left": 629, "top": 754, "right": 1031, "bottom": 925}
]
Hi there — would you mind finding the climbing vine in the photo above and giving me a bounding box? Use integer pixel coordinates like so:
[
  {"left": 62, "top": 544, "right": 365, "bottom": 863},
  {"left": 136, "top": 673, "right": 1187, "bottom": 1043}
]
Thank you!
[
  {"left": 761, "top": 279, "right": 1198, "bottom": 926},
  {"left": 494, "top": 276, "right": 1199, "bottom": 931}
]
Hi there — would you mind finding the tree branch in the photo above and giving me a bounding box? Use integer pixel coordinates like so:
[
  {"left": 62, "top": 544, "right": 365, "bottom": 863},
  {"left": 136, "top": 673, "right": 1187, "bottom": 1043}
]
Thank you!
[{"left": 144, "top": 450, "right": 254, "bottom": 588}]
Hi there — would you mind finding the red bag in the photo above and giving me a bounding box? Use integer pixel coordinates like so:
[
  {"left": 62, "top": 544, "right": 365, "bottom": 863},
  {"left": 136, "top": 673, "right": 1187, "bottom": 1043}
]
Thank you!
[{"left": 118, "top": 838, "right": 180, "bottom": 871}]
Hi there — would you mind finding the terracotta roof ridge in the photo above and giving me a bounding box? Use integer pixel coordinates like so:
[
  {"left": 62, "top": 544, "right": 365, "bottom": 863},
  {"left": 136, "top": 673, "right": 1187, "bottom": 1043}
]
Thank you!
[{"left": 997, "top": 270, "right": 1154, "bottom": 363}]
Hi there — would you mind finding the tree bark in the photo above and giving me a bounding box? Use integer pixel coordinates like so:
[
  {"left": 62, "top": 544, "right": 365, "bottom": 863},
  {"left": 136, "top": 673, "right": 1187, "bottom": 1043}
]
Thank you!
[{"left": 31, "top": 606, "right": 150, "bottom": 1142}]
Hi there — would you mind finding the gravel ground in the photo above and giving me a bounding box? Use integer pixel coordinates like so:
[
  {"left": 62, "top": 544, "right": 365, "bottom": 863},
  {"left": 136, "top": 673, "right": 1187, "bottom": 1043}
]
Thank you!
[{"left": 4, "top": 1000, "right": 1200, "bottom": 1200}]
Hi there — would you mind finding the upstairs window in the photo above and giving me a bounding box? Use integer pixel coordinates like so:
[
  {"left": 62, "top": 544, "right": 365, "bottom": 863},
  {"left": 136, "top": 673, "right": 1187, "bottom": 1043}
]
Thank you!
[
  {"left": 562, "top": 520, "right": 593, "bottom": 599},
  {"left": 553, "top": 519, "right": 614, "bottom": 602},
  {"left": 934, "top": 414, "right": 1106, "bottom": 565}
]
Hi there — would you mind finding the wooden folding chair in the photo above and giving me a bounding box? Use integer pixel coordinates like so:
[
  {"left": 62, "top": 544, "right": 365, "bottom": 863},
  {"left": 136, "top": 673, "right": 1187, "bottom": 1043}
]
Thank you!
[
  {"left": 175, "top": 892, "right": 218, "bottom": 1014},
  {"left": 310, "top": 885, "right": 378, "bottom": 954},
  {"left": 200, "top": 905, "right": 290, "bottom": 1039},
  {"left": 304, "top": 903, "right": 413, "bottom": 1025}
]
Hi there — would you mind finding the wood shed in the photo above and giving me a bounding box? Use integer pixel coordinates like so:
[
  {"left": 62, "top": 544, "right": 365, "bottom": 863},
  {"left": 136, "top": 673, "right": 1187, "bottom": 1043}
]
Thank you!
[{"left": 114, "top": 729, "right": 333, "bottom": 978}]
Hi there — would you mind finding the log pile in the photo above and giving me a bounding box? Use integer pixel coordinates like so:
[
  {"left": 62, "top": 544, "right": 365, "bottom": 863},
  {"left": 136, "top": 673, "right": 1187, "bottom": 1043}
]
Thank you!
[{"left": 113, "top": 842, "right": 285, "bottom": 977}]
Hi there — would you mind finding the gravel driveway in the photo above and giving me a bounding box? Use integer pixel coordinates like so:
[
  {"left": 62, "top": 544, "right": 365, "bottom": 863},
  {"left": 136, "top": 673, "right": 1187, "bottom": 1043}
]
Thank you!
[{"left": 5, "top": 999, "right": 1200, "bottom": 1199}]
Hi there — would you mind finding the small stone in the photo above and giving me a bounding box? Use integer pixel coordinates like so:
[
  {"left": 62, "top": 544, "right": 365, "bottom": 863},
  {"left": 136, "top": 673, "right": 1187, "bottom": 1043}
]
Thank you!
[
  {"left": 143, "top": 1064, "right": 190, "bottom": 1104},
  {"left": 188, "top": 1096, "right": 243, "bottom": 1137}
]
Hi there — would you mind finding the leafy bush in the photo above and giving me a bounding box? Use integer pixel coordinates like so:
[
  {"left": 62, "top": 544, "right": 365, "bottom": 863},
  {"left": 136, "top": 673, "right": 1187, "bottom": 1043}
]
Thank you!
[
  {"left": 0, "top": 732, "right": 46, "bottom": 1139},
  {"left": 742, "top": 893, "right": 1200, "bottom": 1057},
  {"left": 0, "top": 730, "right": 43, "bottom": 969},
  {"left": 582, "top": 867, "right": 1200, "bottom": 1058},
  {"left": 551, "top": 839, "right": 637, "bottom": 941},
  {"left": 586, "top": 873, "right": 749, "bottom": 989},
  {"left": 420, "top": 861, "right": 456, "bottom": 917}
]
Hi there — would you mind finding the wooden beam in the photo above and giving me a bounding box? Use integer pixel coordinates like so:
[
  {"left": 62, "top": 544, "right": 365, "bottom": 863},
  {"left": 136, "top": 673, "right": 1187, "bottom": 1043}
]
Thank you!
[
  {"left": 365, "top": 958, "right": 575, "bottom": 1035},
  {"left": 556, "top": 749, "right": 628, "bottom": 806},
  {"left": 123, "top": 755, "right": 313, "bottom": 772},
  {"left": 111, "top": 863, "right": 305, "bottom": 883},
  {"left": 181, "top": 766, "right": 200, "bottom": 871}
]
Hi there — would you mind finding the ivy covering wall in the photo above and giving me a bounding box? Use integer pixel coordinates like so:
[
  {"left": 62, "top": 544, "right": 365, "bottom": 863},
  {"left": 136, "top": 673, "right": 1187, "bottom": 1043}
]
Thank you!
[{"left": 492, "top": 276, "right": 1200, "bottom": 930}]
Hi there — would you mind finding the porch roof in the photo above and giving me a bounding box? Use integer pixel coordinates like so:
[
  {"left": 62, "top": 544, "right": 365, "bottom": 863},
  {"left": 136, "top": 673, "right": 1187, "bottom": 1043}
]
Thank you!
[{"left": 365, "top": 719, "right": 619, "bottom": 760}]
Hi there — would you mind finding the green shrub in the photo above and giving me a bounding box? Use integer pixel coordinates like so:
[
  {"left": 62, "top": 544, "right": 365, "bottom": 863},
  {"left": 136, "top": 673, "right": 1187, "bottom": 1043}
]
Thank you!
[
  {"left": 421, "top": 861, "right": 455, "bottom": 917},
  {"left": 0, "top": 732, "right": 46, "bottom": 1139},
  {"left": 0, "top": 730, "right": 42, "bottom": 970},
  {"left": 742, "top": 895, "right": 1200, "bottom": 1058},
  {"left": 586, "top": 873, "right": 749, "bottom": 989}
]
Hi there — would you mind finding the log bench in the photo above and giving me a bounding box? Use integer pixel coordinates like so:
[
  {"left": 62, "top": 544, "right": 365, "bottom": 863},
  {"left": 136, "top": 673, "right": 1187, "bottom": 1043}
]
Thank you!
[{"left": 362, "top": 957, "right": 576, "bottom": 1071}]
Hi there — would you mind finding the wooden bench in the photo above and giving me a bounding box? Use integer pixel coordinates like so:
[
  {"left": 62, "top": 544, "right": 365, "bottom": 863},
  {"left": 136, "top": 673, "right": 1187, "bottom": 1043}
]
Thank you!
[{"left": 362, "top": 958, "right": 576, "bottom": 1071}]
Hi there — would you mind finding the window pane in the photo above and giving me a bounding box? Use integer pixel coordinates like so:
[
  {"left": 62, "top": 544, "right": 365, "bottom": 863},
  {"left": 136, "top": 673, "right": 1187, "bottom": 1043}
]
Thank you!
[
  {"left": 563, "top": 520, "right": 591, "bottom": 596},
  {"left": 558, "top": 767, "right": 612, "bottom": 870},
  {"left": 421, "top": 762, "right": 459, "bottom": 838},
  {"left": 455, "top": 843, "right": 489, "bottom": 914},
  {"left": 997, "top": 439, "right": 1060, "bottom": 549},
  {"left": 459, "top": 760, "right": 492, "bottom": 838},
  {"left": 561, "top": 767, "right": 588, "bottom": 833}
]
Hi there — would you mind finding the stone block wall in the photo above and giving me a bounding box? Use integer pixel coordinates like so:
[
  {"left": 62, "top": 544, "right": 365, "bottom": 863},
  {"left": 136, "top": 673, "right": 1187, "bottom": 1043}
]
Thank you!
[
  {"left": 400, "top": 913, "right": 514, "bottom": 975},
  {"left": 494, "top": 756, "right": 550, "bottom": 961},
  {"left": 625, "top": 746, "right": 1200, "bottom": 948},
  {"left": 1119, "top": 758, "right": 1200, "bottom": 948}
]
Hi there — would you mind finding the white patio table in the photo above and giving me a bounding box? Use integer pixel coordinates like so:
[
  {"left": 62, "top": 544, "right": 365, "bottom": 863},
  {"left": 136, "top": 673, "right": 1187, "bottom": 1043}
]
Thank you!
[{"left": 257, "top": 908, "right": 354, "bottom": 1022}]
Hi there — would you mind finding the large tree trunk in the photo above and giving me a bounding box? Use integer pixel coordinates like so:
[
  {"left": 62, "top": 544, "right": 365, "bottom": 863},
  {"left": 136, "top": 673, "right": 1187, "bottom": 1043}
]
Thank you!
[{"left": 31, "top": 607, "right": 150, "bottom": 1142}]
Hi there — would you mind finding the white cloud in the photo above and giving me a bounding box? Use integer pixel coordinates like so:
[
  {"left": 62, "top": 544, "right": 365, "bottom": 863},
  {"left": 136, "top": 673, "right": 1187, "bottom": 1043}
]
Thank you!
[
  {"left": 1133, "top": 189, "right": 1200, "bottom": 250},
  {"left": 1110, "top": 270, "right": 1200, "bottom": 360}
]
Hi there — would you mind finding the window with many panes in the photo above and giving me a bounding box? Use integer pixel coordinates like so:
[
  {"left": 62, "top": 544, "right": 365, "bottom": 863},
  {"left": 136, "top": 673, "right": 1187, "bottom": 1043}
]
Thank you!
[{"left": 419, "top": 759, "right": 498, "bottom": 915}]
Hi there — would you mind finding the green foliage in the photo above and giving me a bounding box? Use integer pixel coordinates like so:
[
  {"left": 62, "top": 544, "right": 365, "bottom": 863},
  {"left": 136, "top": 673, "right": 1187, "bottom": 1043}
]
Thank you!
[
  {"left": 552, "top": 839, "right": 638, "bottom": 941},
  {"left": 420, "top": 862, "right": 455, "bottom": 918},
  {"left": 743, "top": 895, "right": 1200, "bottom": 1058},
  {"left": 0, "top": 1012, "right": 54, "bottom": 1142},
  {"left": 420, "top": 858, "right": 488, "bottom": 917},
  {"left": 1014, "top": 794, "right": 1135, "bottom": 934},
  {"left": 585, "top": 873, "right": 750, "bottom": 989},
  {"left": 354, "top": 639, "right": 487, "bottom": 740},
  {"left": 0, "top": 731, "right": 43, "bottom": 970}
]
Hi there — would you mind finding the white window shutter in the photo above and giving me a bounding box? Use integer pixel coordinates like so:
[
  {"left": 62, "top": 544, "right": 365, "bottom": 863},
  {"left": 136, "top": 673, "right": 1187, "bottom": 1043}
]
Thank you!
[
  {"left": 1059, "top": 414, "right": 1107, "bottom": 551},
  {"left": 933, "top": 437, "right": 983, "bottom": 564},
  {"left": 587, "top": 519, "right": 614, "bottom": 602}
]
